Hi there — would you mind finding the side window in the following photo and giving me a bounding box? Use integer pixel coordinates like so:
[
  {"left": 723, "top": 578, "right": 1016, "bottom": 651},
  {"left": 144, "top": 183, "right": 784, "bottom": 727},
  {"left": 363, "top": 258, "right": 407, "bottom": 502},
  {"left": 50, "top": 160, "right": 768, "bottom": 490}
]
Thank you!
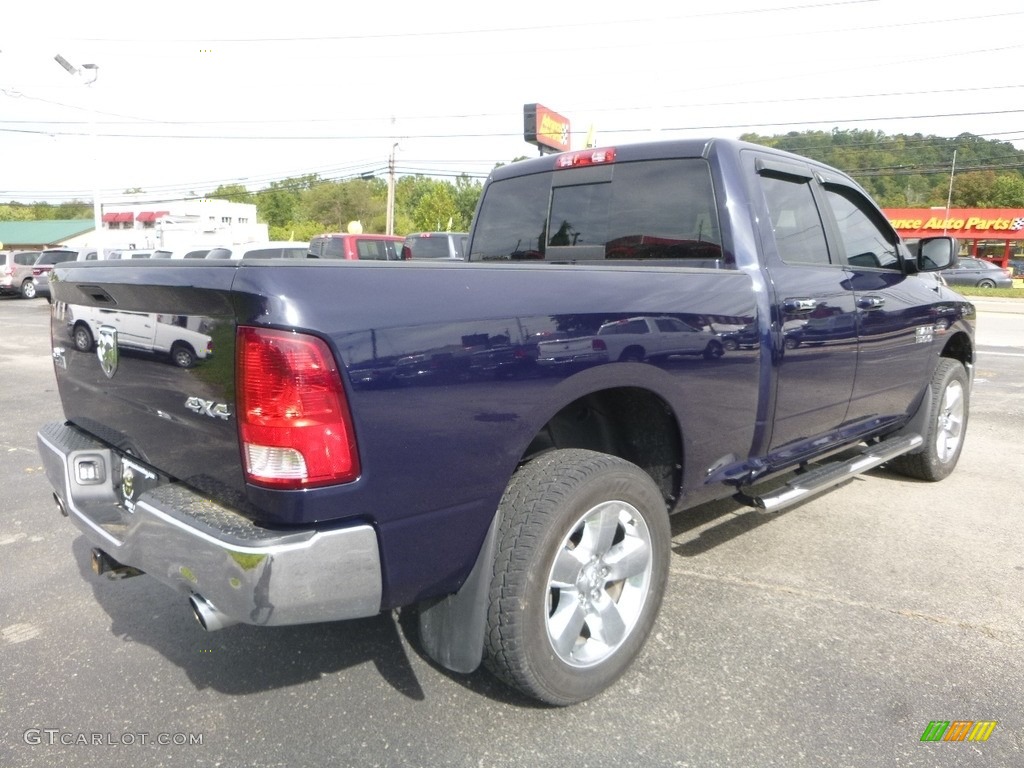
[
  {"left": 656, "top": 318, "right": 697, "bottom": 334},
  {"left": 356, "top": 240, "right": 386, "bottom": 260},
  {"left": 759, "top": 174, "right": 831, "bottom": 266},
  {"left": 822, "top": 186, "right": 900, "bottom": 270},
  {"left": 622, "top": 319, "right": 648, "bottom": 334}
]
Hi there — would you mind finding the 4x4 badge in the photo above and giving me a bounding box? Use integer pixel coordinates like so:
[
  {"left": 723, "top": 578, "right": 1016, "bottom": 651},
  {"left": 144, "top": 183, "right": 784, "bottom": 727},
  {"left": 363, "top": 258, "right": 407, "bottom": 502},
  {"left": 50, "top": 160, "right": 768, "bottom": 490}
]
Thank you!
[{"left": 97, "top": 326, "right": 118, "bottom": 379}]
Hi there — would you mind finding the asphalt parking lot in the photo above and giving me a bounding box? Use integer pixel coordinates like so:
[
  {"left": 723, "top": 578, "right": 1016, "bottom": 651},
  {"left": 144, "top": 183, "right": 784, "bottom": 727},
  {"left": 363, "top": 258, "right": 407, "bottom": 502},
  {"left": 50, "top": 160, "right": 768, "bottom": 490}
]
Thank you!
[{"left": 1, "top": 295, "right": 1022, "bottom": 768}]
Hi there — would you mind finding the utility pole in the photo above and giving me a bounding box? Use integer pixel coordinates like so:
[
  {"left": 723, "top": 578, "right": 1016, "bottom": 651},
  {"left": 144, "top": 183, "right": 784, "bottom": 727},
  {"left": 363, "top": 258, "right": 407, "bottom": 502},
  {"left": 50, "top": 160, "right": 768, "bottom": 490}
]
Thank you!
[
  {"left": 943, "top": 149, "right": 957, "bottom": 236},
  {"left": 385, "top": 143, "right": 397, "bottom": 236}
]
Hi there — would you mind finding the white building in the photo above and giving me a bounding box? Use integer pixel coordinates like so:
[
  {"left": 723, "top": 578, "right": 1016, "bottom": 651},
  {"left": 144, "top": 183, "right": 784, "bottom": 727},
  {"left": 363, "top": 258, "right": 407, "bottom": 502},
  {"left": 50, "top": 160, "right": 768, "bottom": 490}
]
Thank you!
[{"left": 63, "top": 198, "right": 269, "bottom": 250}]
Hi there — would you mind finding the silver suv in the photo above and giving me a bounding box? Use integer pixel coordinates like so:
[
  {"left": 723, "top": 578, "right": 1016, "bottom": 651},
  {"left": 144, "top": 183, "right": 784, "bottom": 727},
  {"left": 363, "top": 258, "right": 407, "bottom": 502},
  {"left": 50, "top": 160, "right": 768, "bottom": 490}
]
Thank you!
[{"left": 0, "top": 250, "right": 42, "bottom": 299}]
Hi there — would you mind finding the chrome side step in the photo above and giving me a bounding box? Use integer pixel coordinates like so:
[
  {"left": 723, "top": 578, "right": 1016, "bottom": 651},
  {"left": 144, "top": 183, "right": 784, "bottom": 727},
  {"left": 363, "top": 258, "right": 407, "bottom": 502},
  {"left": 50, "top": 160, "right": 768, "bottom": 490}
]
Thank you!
[{"left": 734, "top": 433, "right": 923, "bottom": 513}]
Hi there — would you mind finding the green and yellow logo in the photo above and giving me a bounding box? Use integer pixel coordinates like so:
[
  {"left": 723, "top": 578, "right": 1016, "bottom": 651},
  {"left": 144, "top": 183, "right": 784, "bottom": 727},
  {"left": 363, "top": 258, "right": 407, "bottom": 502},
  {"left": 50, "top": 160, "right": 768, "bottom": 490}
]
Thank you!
[{"left": 920, "top": 721, "right": 997, "bottom": 742}]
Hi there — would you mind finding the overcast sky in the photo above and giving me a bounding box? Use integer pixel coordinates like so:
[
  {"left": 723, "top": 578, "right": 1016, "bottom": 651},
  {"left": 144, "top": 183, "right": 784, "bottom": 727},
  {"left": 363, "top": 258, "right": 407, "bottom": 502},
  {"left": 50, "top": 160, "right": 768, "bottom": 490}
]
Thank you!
[{"left": 2, "top": 0, "right": 1023, "bottom": 204}]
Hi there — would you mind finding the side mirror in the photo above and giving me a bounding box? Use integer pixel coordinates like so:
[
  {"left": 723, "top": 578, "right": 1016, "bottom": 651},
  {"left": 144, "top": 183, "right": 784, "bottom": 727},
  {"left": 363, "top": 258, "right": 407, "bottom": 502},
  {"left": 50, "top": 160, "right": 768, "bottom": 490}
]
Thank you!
[{"left": 906, "top": 236, "right": 959, "bottom": 272}]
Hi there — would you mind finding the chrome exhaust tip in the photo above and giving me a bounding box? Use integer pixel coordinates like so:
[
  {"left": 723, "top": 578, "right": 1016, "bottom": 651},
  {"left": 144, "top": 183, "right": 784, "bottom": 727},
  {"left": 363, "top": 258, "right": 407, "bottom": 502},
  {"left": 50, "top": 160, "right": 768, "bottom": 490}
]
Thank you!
[
  {"left": 53, "top": 492, "right": 68, "bottom": 517},
  {"left": 189, "top": 595, "right": 238, "bottom": 632}
]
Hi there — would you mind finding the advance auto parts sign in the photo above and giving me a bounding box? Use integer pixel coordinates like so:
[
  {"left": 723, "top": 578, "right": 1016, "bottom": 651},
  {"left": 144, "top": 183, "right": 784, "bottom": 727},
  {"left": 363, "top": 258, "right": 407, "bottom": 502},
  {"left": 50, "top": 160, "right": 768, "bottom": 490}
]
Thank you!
[
  {"left": 885, "top": 208, "right": 1024, "bottom": 239},
  {"left": 524, "top": 103, "right": 571, "bottom": 154}
]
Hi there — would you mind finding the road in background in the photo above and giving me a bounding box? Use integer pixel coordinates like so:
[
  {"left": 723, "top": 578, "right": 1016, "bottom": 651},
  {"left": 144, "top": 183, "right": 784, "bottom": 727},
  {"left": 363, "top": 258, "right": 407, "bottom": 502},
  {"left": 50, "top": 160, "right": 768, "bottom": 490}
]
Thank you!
[{"left": 1, "top": 295, "right": 1021, "bottom": 767}]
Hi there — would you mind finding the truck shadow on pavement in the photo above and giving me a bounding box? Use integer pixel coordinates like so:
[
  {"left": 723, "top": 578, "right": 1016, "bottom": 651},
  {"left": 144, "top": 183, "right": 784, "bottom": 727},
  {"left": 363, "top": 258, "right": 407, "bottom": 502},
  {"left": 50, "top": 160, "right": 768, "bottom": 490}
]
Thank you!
[
  {"left": 71, "top": 536, "right": 536, "bottom": 705},
  {"left": 71, "top": 537, "right": 430, "bottom": 700},
  {"left": 669, "top": 452, "right": 918, "bottom": 557}
]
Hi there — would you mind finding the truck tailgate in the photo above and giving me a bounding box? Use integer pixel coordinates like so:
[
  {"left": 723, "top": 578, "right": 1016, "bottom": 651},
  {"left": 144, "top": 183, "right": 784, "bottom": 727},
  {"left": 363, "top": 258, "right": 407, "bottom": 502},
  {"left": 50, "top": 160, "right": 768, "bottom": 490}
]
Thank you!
[{"left": 49, "top": 261, "right": 245, "bottom": 506}]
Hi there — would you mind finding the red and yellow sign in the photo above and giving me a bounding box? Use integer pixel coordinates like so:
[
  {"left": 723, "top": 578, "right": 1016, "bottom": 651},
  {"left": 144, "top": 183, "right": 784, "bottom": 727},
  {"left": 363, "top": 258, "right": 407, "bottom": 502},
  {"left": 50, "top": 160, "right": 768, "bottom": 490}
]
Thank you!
[
  {"left": 884, "top": 208, "right": 1024, "bottom": 239},
  {"left": 524, "top": 103, "right": 571, "bottom": 154}
]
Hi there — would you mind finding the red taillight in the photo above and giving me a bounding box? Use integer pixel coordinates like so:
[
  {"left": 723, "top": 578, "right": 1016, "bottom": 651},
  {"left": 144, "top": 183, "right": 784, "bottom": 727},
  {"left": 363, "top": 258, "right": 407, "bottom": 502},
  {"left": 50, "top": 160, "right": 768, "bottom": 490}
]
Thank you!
[
  {"left": 592, "top": 338, "right": 607, "bottom": 351},
  {"left": 556, "top": 147, "right": 616, "bottom": 168},
  {"left": 236, "top": 327, "right": 359, "bottom": 489}
]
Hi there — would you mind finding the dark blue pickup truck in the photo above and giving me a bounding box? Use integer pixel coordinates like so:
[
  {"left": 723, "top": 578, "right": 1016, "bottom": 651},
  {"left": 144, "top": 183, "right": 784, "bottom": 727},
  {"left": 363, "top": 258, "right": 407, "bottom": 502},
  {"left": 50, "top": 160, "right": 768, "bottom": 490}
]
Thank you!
[{"left": 37, "top": 138, "right": 974, "bottom": 705}]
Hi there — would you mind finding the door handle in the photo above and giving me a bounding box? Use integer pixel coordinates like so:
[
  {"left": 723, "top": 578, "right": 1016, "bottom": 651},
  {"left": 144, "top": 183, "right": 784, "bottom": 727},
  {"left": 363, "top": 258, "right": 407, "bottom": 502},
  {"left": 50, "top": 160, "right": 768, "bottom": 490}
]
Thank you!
[
  {"left": 782, "top": 298, "right": 818, "bottom": 313},
  {"left": 856, "top": 295, "right": 885, "bottom": 310}
]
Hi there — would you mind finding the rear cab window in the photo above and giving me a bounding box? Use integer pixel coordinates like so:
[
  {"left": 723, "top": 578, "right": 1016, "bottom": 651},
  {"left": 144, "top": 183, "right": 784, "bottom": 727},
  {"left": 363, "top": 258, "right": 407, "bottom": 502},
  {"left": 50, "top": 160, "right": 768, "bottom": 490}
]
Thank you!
[
  {"left": 408, "top": 237, "right": 453, "bottom": 259},
  {"left": 469, "top": 157, "right": 728, "bottom": 268}
]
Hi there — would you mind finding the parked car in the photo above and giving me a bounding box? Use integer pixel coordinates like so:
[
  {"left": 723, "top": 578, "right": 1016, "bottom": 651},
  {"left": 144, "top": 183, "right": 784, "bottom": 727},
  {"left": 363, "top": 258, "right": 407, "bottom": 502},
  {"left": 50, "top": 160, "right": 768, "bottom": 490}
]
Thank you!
[
  {"left": 32, "top": 247, "right": 110, "bottom": 301},
  {"left": 941, "top": 257, "right": 1013, "bottom": 289},
  {"left": 401, "top": 232, "right": 469, "bottom": 260},
  {"left": 0, "top": 250, "right": 42, "bottom": 298},
  {"left": 204, "top": 241, "right": 310, "bottom": 260},
  {"left": 1009, "top": 257, "right": 1024, "bottom": 278},
  {"left": 150, "top": 246, "right": 212, "bottom": 259},
  {"left": 308, "top": 233, "right": 404, "bottom": 260}
]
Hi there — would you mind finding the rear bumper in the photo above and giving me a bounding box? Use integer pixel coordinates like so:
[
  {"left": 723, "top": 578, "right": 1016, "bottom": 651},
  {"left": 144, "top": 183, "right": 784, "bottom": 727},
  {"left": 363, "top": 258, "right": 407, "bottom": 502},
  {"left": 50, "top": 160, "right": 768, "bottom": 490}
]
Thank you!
[{"left": 37, "top": 421, "right": 382, "bottom": 627}]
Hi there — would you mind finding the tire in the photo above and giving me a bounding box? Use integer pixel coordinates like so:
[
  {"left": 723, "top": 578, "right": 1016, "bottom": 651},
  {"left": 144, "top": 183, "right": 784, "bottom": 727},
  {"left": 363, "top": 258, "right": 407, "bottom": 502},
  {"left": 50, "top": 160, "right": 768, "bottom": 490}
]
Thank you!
[
  {"left": 20, "top": 280, "right": 37, "bottom": 299},
  {"left": 618, "top": 347, "right": 645, "bottom": 363},
  {"left": 888, "top": 358, "right": 969, "bottom": 481},
  {"left": 485, "top": 449, "right": 670, "bottom": 706},
  {"left": 976, "top": 279, "right": 996, "bottom": 288},
  {"left": 171, "top": 343, "right": 196, "bottom": 368},
  {"left": 722, "top": 338, "right": 739, "bottom": 351},
  {"left": 702, "top": 340, "right": 724, "bottom": 360},
  {"left": 72, "top": 323, "right": 94, "bottom": 352}
]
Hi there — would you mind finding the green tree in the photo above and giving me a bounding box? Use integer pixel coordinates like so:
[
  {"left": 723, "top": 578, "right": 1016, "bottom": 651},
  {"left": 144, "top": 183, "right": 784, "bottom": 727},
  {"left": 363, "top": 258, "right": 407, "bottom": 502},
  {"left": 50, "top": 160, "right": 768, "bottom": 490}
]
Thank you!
[
  {"left": 412, "top": 185, "right": 459, "bottom": 231},
  {"left": 268, "top": 220, "right": 323, "bottom": 242},
  {"left": 952, "top": 171, "right": 998, "bottom": 207},
  {"left": 989, "top": 175, "right": 1024, "bottom": 207},
  {"left": 453, "top": 174, "right": 483, "bottom": 229},
  {"left": 209, "top": 183, "right": 253, "bottom": 203},
  {"left": 299, "top": 179, "right": 388, "bottom": 232},
  {"left": 0, "top": 204, "right": 33, "bottom": 221},
  {"left": 56, "top": 200, "right": 92, "bottom": 219}
]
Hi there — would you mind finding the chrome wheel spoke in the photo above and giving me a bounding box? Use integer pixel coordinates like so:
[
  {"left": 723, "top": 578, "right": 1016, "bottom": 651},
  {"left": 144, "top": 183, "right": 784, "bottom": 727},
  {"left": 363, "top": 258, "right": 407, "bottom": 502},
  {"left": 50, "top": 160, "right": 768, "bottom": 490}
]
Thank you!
[
  {"left": 603, "top": 536, "right": 650, "bottom": 582},
  {"left": 591, "top": 595, "right": 628, "bottom": 648},
  {"left": 578, "top": 502, "right": 622, "bottom": 559},
  {"left": 548, "top": 595, "right": 587, "bottom": 658},
  {"left": 549, "top": 547, "right": 585, "bottom": 588}
]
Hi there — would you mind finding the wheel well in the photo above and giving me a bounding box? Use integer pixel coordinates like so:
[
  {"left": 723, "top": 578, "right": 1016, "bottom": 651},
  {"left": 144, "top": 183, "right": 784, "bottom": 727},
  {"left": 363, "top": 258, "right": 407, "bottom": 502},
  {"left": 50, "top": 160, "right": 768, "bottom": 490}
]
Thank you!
[
  {"left": 522, "top": 387, "right": 682, "bottom": 503},
  {"left": 941, "top": 330, "right": 973, "bottom": 367}
]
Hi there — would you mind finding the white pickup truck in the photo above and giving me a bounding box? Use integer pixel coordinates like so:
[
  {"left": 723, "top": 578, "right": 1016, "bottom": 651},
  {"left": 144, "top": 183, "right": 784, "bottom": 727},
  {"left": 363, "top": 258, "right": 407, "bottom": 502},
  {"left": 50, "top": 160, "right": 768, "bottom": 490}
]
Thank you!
[
  {"left": 538, "top": 315, "right": 724, "bottom": 367},
  {"left": 65, "top": 306, "right": 213, "bottom": 368}
]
